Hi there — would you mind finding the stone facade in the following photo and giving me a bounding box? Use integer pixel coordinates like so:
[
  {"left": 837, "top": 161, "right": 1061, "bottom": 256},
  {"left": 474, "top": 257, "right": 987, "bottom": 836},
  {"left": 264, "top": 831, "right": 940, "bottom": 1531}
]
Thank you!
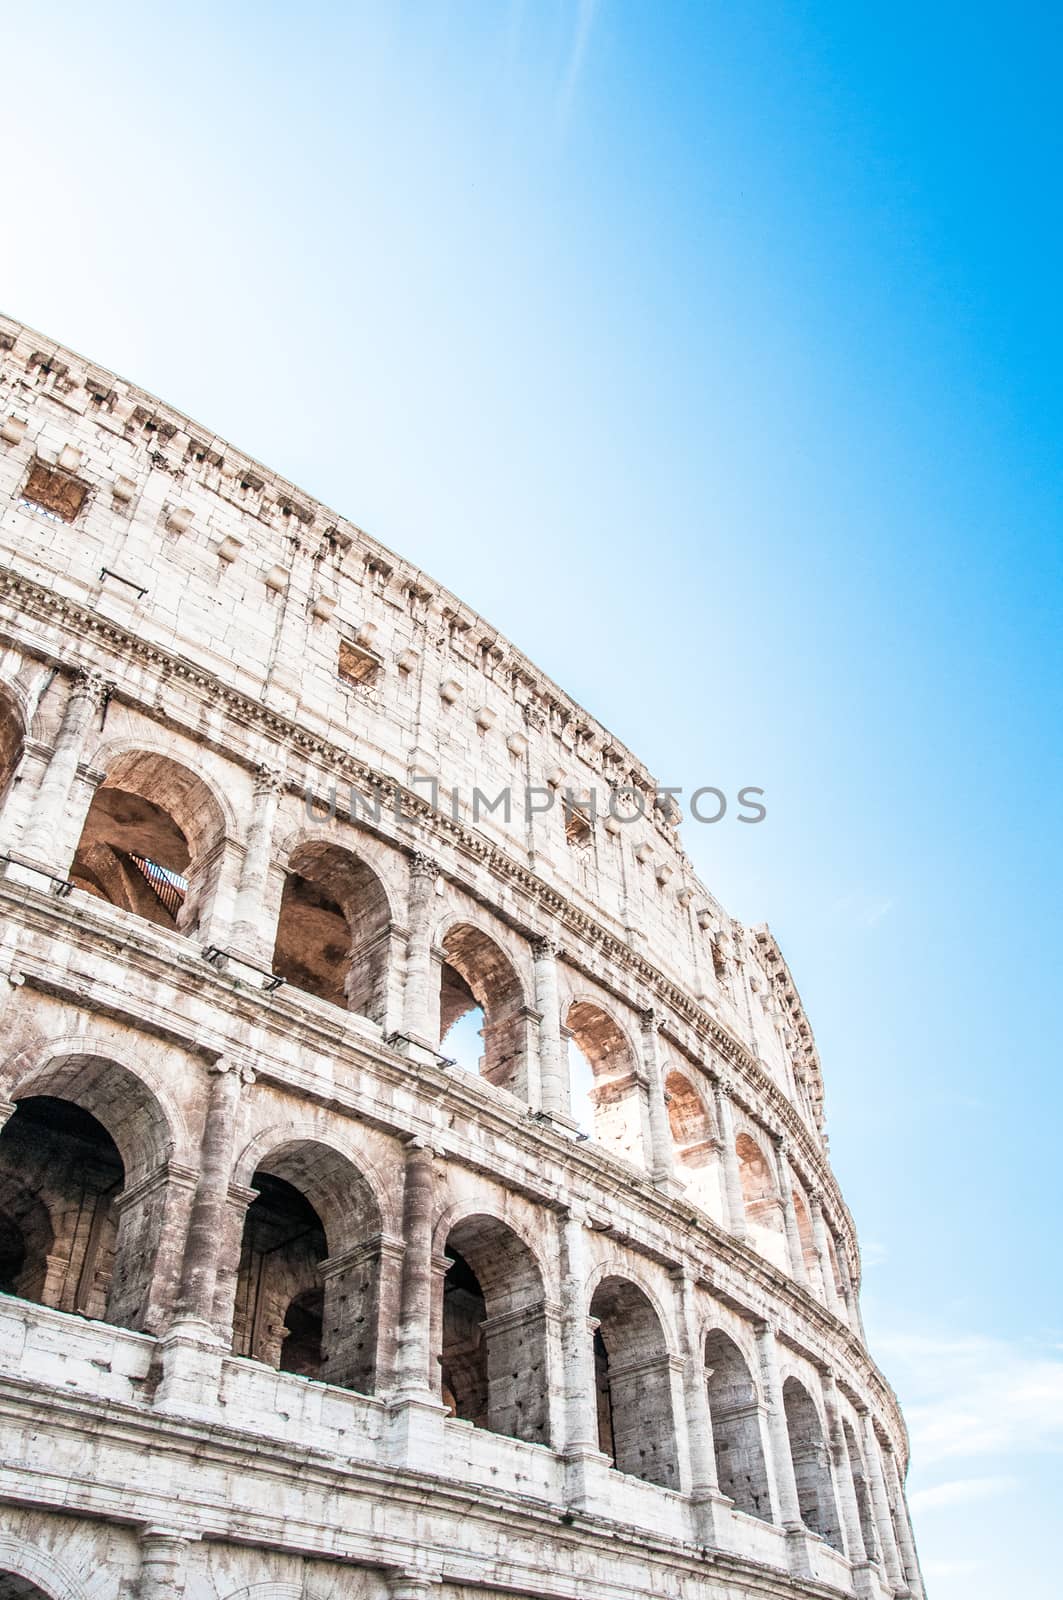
[{"left": 0, "top": 316, "right": 924, "bottom": 1600}]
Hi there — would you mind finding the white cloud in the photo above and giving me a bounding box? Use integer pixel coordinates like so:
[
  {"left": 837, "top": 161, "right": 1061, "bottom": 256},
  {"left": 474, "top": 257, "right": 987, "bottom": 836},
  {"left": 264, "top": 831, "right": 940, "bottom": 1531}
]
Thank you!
[
  {"left": 875, "top": 1331, "right": 1063, "bottom": 1464},
  {"left": 923, "top": 1558, "right": 983, "bottom": 1579},
  {"left": 909, "top": 1474, "right": 1017, "bottom": 1512}
]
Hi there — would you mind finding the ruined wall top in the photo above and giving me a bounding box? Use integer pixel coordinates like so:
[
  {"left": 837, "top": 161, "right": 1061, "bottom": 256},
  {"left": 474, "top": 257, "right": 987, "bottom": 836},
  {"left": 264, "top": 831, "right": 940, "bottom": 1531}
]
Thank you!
[{"left": 0, "top": 313, "right": 827, "bottom": 1138}]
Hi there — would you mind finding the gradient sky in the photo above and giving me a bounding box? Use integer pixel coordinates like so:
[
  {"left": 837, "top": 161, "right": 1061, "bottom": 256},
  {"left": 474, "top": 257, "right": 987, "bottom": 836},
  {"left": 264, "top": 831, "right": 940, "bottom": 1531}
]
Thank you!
[{"left": 2, "top": 4, "right": 1061, "bottom": 1593}]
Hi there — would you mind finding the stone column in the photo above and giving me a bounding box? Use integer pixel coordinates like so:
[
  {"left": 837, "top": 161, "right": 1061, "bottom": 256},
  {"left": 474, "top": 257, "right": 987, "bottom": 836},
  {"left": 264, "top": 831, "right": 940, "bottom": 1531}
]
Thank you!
[
  {"left": 386, "top": 1573, "right": 442, "bottom": 1600},
  {"left": 392, "top": 1139, "right": 436, "bottom": 1397},
  {"left": 823, "top": 1372, "right": 869, "bottom": 1569},
  {"left": 402, "top": 853, "right": 439, "bottom": 1046},
  {"left": 774, "top": 1139, "right": 809, "bottom": 1288},
  {"left": 640, "top": 1007, "right": 677, "bottom": 1188},
  {"left": 558, "top": 1207, "right": 599, "bottom": 1455},
  {"left": 370, "top": 1235, "right": 407, "bottom": 1393},
  {"left": 862, "top": 1411, "right": 906, "bottom": 1594},
  {"left": 672, "top": 1266, "right": 729, "bottom": 1546},
  {"left": 227, "top": 764, "right": 285, "bottom": 960},
  {"left": 712, "top": 1076, "right": 748, "bottom": 1241},
  {"left": 884, "top": 1440, "right": 925, "bottom": 1598},
  {"left": 755, "top": 1321, "right": 811, "bottom": 1578},
  {"left": 172, "top": 1061, "right": 250, "bottom": 1330},
  {"left": 558, "top": 1204, "right": 611, "bottom": 1511},
  {"left": 835, "top": 1236, "right": 866, "bottom": 1338},
  {"left": 809, "top": 1190, "right": 843, "bottom": 1315},
  {"left": 17, "top": 668, "right": 111, "bottom": 870},
  {"left": 532, "top": 934, "right": 568, "bottom": 1116},
  {"left": 136, "top": 1527, "right": 191, "bottom": 1598},
  {"left": 387, "top": 1139, "right": 445, "bottom": 1468}
]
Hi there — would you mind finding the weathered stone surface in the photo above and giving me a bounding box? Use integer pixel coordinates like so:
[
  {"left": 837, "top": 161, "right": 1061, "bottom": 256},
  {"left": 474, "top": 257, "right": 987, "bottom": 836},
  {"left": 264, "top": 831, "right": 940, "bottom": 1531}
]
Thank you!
[{"left": 0, "top": 317, "right": 923, "bottom": 1600}]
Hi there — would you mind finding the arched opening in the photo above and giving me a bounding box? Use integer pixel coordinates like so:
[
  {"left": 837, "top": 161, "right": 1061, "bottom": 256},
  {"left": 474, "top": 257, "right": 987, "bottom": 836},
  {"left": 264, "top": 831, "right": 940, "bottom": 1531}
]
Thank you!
[
  {"left": 271, "top": 841, "right": 392, "bottom": 1019},
  {"left": 0, "top": 1098, "right": 121, "bottom": 1322},
  {"left": 736, "top": 1132, "right": 786, "bottom": 1267},
  {"left": 843, "top": 1418, "right": 876, "bottom": 1558},
  {"left": 567, "top": 1002, "right": 644, "bottom": 1166},
  {"left": 783, "top": 1377, "right": 843, "bottom": 1548},
  {"left": 703, "top": 1328, "right": 772, "bottom": 1521},
  {"left": 440, "top": 1213, "right": 549, "bottom": 1444},
  {"left": 0, "top": 688, "right": 25, "bottom": 811},
  {"left": 589, "top": 1275, "right": 678, "bottom": 1488},
  {"left": 0, "top": 1055, "right": 176, "bottom": 1332},
  {"left": 825, "top": 1229, "right": 848, "bottom": 1311},
  {"left": 234, "top": 1173, "right": 327, "bottom": 1377},
  {"left": 232, "top": 1140, "right": 381, "bottom": 1394},
  {"left": 665, "top": 1069, "right": 721, "bottom": 1219},
  {"left": 70, "top": 750, "right": 226, "bottom": 935},
  {"left": 439, "top": 925, "right": 528, "bottom": 1097}
]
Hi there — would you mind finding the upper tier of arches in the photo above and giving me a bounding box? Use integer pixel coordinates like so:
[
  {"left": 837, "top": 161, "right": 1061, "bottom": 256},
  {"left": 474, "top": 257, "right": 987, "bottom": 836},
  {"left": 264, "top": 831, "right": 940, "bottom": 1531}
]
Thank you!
[
  {"left": 0, "top": 684, "right": 858, "bottom": 1317},
  {"left": 0, "top": 317, "right": 825, "bottom": 1131}
]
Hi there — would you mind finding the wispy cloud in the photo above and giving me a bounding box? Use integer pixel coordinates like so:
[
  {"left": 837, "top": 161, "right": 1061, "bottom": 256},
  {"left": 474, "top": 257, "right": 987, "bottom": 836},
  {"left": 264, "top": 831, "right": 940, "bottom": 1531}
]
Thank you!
[
  {"left": 556, "top": 0, "right": 599, "bottom": 133},
  {"left": 877, "top": 1331, "right": 1063, "bottom": 1464},
  {"left": 831, "top": 892, "right": 896, "bottom": 930},
  {"left": 909, "top": 1474, "right": 1017, "bottom": 1512}
]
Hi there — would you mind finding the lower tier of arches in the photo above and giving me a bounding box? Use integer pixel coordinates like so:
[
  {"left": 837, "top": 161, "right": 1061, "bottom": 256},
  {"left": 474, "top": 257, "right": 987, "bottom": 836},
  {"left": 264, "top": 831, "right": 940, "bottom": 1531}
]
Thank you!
[{"left": 0, "top": 1294, "right": 923, "bottom": 1600}]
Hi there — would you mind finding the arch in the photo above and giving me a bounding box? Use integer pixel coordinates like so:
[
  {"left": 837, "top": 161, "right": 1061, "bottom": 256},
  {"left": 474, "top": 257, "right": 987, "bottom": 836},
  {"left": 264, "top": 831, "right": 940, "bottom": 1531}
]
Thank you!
[
  {"left": 825, "top": 1226, "right": 848, "bottom": 1306},
  {"left": 438, "top": 922, "right": 529, "bottom": 1097},
  {"left": 440, "top": 1210, "right": 550, "bottom": 1445},
  {"left": 0, "top": 1095, "right": 123, "bottom": 1327},
  {"left": 271, "top": 839, "right": 393, "bottom": 1019},
  {"left": 703, "top": 1327, "right": 772, "bottom": 1521},
  {"left": 219, "top": 1586, "right": 330, "bottom": 1600},
  {"left": 735, "top": 1131, "right": 786, "bottom": 1267},
  {"left": 664, "top": 1068, "right": 722, "bottom": 1219},
  {"left": 232, "top": 1125, "right": 392, "bottom": 1236},
  {"left": 0, "top": 1535, "right": 88, "bottom": 1600},
  {"left": 791, "top": 1186, "right": 820, "bottom": 1283},
  {"left": 782, "top": 1376, "right": 843, "bottom": 1548},
  {"left": 589, "top": 1273, "right": 679, "bottom": 1488},
  {"left": 431, "top": 1197, "right": 552, "bottom": 1293},
  {"left": 239, "top": 1137, "right": 382, "bottom": 1246},
  {"left": 232, "top": 1137, "right": 382, "bottom": 1394},
  {"left": 566, "top": 999, "right": 645, "bottom": 1165},
  {"left": 5, "top": 1048, "right": 175, "bottom": 1186},
  {"left": 71, "top": 745, "right": 230, "bottom": 935}
]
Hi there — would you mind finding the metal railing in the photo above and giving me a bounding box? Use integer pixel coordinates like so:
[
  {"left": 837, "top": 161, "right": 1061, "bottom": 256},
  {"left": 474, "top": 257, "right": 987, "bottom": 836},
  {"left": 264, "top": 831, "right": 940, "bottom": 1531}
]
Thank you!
[{"left": 126, "top": 853, "right": 187, "bottom": 923}]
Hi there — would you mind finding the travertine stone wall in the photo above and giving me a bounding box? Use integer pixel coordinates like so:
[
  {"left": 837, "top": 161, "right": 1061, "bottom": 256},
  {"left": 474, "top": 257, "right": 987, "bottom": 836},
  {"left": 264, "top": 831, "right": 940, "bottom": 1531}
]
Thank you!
[{"left": 0, "top": 318, "right": 923, "bottom": 1600}]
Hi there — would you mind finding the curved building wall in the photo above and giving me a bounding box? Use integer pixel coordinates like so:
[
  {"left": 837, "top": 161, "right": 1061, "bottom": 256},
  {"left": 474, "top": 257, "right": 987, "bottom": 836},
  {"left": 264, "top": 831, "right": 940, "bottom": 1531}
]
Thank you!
[{"left": 0, "top": 316, "right": 923, "bottom": 1600}]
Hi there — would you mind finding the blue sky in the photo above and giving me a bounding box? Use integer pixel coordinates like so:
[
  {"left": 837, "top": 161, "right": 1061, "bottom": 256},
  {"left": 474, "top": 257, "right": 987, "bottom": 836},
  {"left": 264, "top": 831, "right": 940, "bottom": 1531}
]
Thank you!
[{"left": 2, "top": 3, "right": 1060, "bottom": 1591}]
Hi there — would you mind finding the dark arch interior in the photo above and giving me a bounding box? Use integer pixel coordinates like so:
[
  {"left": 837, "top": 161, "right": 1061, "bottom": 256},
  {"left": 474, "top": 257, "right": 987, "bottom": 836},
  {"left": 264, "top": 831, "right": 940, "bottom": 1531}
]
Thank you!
[
  {"left": 233, "top": 1171, "right": 328, "bottom": 1378},
  {"left": 271, "top": 842, "right": 392, "bottom": 1020},
  {"left": 0, "top": 1096, "right": 123, "bottom": 1320},
  {"left": 704, "top": 1327, "right": 772, "bottom": 1521},
  {"left": 439, "top": 1214, "right": 550, "bottom": 1444},
  {"left": 0, "top": 1575, "right": 55, "bottom": 1599},
  {"left": 589, "top": 1275, "right": 678, "bottom": 1488},
  {"left": 71, "top": 787, "right": 191, "bottom": 929},
  {"left": 441, "top": 1247, "right": 488, "bottom": 1427}
]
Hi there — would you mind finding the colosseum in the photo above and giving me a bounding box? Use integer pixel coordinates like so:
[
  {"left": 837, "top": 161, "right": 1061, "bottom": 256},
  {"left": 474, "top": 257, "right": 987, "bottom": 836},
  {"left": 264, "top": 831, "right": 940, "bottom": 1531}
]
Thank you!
[{"left": 0, "top": 316, "right": 924, "bottom": 1600}]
